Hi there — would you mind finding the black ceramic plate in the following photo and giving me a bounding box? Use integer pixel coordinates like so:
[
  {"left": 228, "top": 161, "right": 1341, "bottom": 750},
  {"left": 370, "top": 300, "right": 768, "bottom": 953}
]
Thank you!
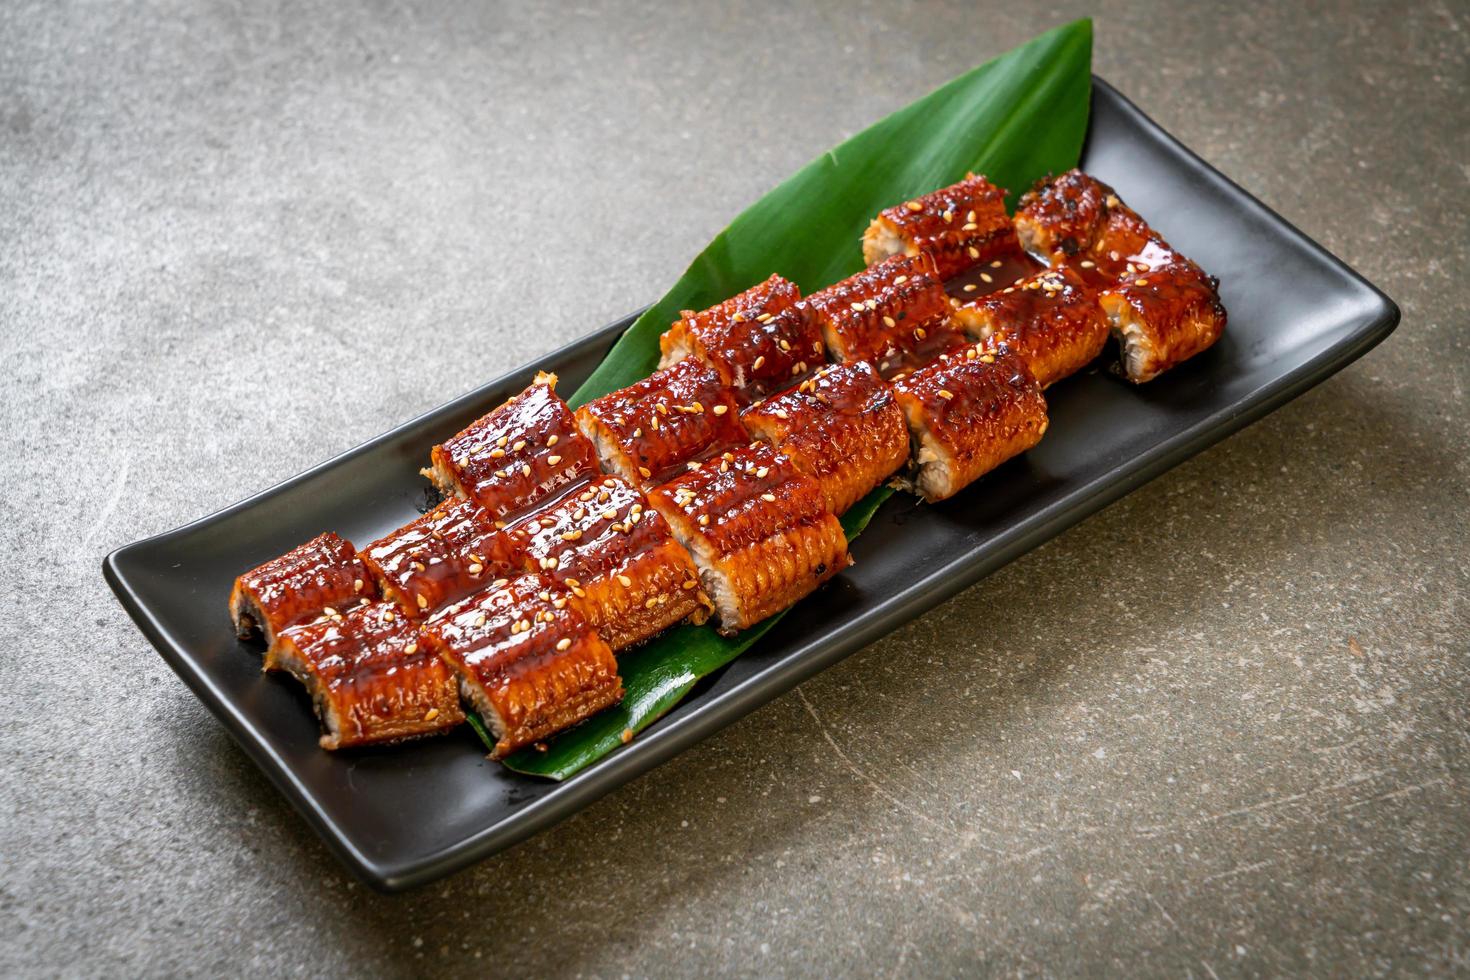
[{"left": 105, "top": 79, "right": 1398, "bottom": 891}]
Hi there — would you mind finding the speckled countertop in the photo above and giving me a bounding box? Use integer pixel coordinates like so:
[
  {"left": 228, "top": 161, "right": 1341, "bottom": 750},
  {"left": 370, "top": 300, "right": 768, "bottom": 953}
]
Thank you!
[{"left": 2, "top": 1, "right": 1466, "bottom": 976}]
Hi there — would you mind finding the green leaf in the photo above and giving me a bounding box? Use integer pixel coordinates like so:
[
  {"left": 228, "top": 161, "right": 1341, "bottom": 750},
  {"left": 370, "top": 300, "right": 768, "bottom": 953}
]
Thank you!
[
  {"left": 568, "top": 19, "right": 1093, "bottom": 408},
  {"left": 496, "top": 20, "right": 1094, "bottom": 779}
]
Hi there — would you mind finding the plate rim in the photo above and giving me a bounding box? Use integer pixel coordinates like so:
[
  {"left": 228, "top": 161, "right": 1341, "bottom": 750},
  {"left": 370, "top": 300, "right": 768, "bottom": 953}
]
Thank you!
[{"left": 103, "top": 75, "right": 1400, "bottom": 891}]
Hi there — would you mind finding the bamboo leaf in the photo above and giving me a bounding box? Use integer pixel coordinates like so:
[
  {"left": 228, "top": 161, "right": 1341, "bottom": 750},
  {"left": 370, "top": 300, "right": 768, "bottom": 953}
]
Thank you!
[{"left": 496, "top": 20, "right": 1094, "bottom": 779}]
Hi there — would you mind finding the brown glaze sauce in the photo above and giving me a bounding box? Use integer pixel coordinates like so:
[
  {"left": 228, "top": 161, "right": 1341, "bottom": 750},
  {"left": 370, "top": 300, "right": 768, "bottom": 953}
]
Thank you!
[
  {"left": 359, "top": 497, "right": 522, "bottom": 618},
  {"left": 578, "top": 359, "right": 748, "bottom": 485},
  {"left": 434, "top": 379, "right": 600, "bottom": 521}
]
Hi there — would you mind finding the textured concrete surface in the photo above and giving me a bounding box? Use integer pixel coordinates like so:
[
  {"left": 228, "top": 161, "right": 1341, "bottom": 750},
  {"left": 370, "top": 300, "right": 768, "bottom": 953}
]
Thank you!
[{"left": 2, "top": 1, "right": 1467, "bottom": 976}]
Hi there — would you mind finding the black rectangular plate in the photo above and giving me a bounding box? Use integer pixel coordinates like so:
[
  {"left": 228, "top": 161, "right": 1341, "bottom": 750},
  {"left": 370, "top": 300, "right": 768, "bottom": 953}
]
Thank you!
[{"left": 105, "top": 79, "right": 1398, "bottom": 891}]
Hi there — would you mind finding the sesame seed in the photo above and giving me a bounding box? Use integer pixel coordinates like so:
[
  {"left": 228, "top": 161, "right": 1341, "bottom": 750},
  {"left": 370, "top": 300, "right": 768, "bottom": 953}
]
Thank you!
[
  {"left": 383, "top": 609, "right": 396, "bottom": 622},
  {"left": 556, "top": 638, "right": 572, "bottom": 651},
  {"left": 905, "top": 201, "right": 923, "bottom": 212},
  {"left": 990, "top": 260, "right": 1002, "bottom": 268},
  {"left": 492, "top": 578, "right": 508, "bottom": 589},
  {"left": 942, "top": 209, "right": 953, "bottom": 223},
  {"left": 424, "top": 708, "right": 439, "bottom": 722},
  {"left": 656, "top": 403, "right": 668, "bottom": 415},
  {"left": 980, "top": 354, "right": 995, "bottom": 363},
  {"left": 512, "top": 440, "right": 526, "bottom": 452},
  {"left": 682, "top": 580, "right": 698, "bottom": 590},
  {"left": 938, "top": 389, "right": 954, "bottom": 400},
  {"left": 547, "top": 434, "right": 558, "bottom": 446},
  {"left": 963, "top": 284, "right": 977, "bottom": 292},
  {"left": 547, "top": 454, "right": 562, "bottom": 465},
  {"left": 638, "top": 466, "right": 652, "bottom": 478},
  {"left": 915, "top": 327, "right": 927, "bottom": 340},
  {"left": 895, "top": 275, "right": 908, "bottom": 284},
  {"left": 732, "top": 312, "right": 745, "bottom": 323},
  {"left": 966, "top": 210, "right": 976, "bottom": 222},
  {"left": 521, "top": 464, "right": 531, "bottom": 477},
  {"left": 962, "top": 222, "right": 978, "bottom": 231},
  {"left": 756, "top": 312, "right": 774, "bottom": 323},
  {"left": 1135, "top": 278, "right": 1149, "bottom": 286},
  {"left": 752, "top": 355, "right": 765, "bottom": 370},
  {"left": 755, "top": 466, "right": 769, "bottom": 478},
  {"left": 621, "top": 728, "right": 634, "bottom": 744},
  {"left": 474, "top": 613, "right": 487, "bottom": 627},
  {"left": 323, "top": 606, "right": 338, "bottom": 617},
  {"left": 572, "top": 586, "right": 586, "bottom": 598},
  {"left": 497, "top": 436, "right": 508, "bottom": 447},
  {"left": 712, "top": 404, "right": 728, "bottom": 415},
  {"left": 632, "top": 428, "right": 642, "bottom": 437},
  {"left": 405, "top": 641, "right": 418, "bottom": 655},
  {"left": 644, "top": 597, "right": 658, "bottom": 609},
  {"left": 489, "top": 448, "right": 506, "bottom": 458},
  {"left": 849, "top": 302, "right": 865, "bottom": 312},
  {"left": 967, "top": 246, "right": 980, "bottom": 259},
  {"left": 618, "top": 574, "right": 632, "bottom": 587},
  {"left": 416, "top": 594, "right": 429, "bottom": 610},
  {"left": 761, "top": 493, "right": 776, "bottom": 502},
  {"left": 1080, "top": 260, "right": 1095, "bottom": 268},
  {"left": 602, "top": 508, "right": 617, "bottom": 520},
  {"left": 698, "top": 515, "right": 710, "bottom": 526},
  {"left": 882, "top": 315, "right": 896, "bottom": 328},
  {"left": 565, "top": 578, "right": 580, "bottom": 588},
  {"left": 353, "top": 578, "right": 363, "bottom": 592},
  {"left": 980, "top": 273, "right": 993, "bottom": 283},
  {"left": 561, "top": 529, "right": 581, "bottom": 541}
]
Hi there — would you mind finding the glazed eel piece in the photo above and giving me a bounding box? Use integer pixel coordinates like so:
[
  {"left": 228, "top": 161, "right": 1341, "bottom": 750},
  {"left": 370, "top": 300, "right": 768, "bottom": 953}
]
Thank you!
[
  {"left": 424, "top": 372, "right": 600, "bottom": 521},
  {"left": 507, "top": 474, "right": 711, "bottom": 651},
  {"left": 863, "top": 173, "right": 1017, "bottom": 278},
  {"left": 358, "top": 496, "right": 524, "bottom": 618},
  {"left": 420, "top": 572, "right": 623, "bottom": 759},
  {"left": 229, "top": 532, "right": 376, "bottom": 648},
  {"left": 658, "top": 274, "right": 826, "bottom": 396},
  {"left": 951, "top": 265, "right": 1110, "bottom": 389},
  {"left": 805, "top": 253, "right": 964, "bottom": 373},
  {"left": 576, "top": 357, "right": 747, "bottom": 486},
  {"left": 266, "top": 599, "right": 464, "bottom": 749},
  {"left": 890, "top": 343, "right": 1048, "bottom": 502},
  {"left": 646, "top": 442, "right": 850, "bottom": 635},
  {"left": 741, "top": 360, "right": 910, "bottom": 515},
  {"left": 1013, "top": 170, "right": 1225, "bottom": 383}
]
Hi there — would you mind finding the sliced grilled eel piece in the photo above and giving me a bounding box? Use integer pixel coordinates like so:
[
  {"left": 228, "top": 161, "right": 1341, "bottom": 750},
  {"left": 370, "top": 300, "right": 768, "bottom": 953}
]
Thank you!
[
  {"left": 576, "top": 358, "right": 746, "bottom": 486},
  {"left": 646, "top": 443, "right": 849, "bottom": 635},
  {"left": 741, "top": 361, "right": 909, "bottom": 515},
  {"left": 890, "top": 343, "right": 1048, "bottom": 502},
  {"left": 952, "top": 265, "right": 1110, "bottom": 388},
  {"left": 1013, "top": 169, "right": 1155, "bottom": 277},
  {"left": 863, "top": 173, "right": 1017, "bottom": 278},
  {"left": 424, "top": 372, "right": 600, "bottom": 521},
  {"left": 358, "top": 496, "right": 524, "bottom": 619},
  {"left": 420, "top": 573, "right": 623, "bottom": 759},
  {"left": 658, "top": 275, "right": 825, "bottom": 395},
  {"left": 266, "top": 600, "right": 464, "bottom": 749},
  {"left": 1098, "top": 246, "right": 1227, "bottom": 383},
  {"left": 508, "top": 475, "right": 711, "bottom": 650},
  {"left": 805, "top": 253, "right": 963, "bottom": 373},
  {"left": 229, "top": 532, "right": 376, "bottom": 647}
]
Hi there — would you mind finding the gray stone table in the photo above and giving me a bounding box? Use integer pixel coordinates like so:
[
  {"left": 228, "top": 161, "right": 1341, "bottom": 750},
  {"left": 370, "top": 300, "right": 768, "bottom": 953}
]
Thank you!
[{"left": 2, "top": 1, "right": 1466, "bottom": 976}]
